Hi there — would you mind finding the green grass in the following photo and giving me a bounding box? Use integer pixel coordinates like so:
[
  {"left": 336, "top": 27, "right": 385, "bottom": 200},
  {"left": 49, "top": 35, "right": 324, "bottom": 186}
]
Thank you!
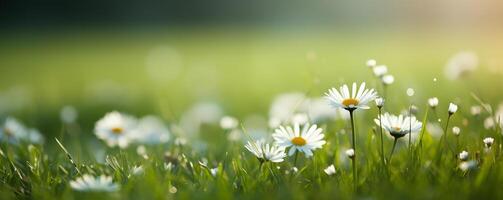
[{"left": 1, "top": 28, "right": 503, "bottom": 199}]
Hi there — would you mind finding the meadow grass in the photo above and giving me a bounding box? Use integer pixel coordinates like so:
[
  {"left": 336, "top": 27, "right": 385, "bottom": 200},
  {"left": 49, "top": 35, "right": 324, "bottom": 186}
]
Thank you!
[{"left": 1, "top": 29, "right": 503, "bottom": 199}]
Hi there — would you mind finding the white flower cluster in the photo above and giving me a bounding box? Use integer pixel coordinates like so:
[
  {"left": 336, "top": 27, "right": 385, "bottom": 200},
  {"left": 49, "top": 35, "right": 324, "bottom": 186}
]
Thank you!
[
  {"left": 0, "top": 117, "right": 44, "bottom": 144},
  {"left": 95, "top": 111, "right": 170, "bottom": 148}
]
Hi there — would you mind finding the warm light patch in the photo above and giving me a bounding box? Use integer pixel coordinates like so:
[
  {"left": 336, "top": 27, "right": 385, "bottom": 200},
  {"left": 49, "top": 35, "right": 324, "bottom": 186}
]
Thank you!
[
  {"left": 392, "top": 127, "right": 401, "bottom": 132},
  {"left": 291, "top": 137, "right": 306, "bottom": 146},
  {"left": 342, "top": 98, "right": 359, "bottom": 107},
  {"left": 111, "top": 127, "right": 124, "bottom": 134}
]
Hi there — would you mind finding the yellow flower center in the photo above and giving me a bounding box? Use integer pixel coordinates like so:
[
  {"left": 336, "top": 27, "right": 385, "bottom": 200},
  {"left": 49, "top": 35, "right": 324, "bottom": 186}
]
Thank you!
[
  {"left": 392, "top": 127, "right": 401, "bottom": 132},
  {"left": 111, "top": 127, "right": 124, "bottom": 134},
  {"left": 291, "top": 137, "right": 307, "bottom": 146},
  {"left": 342, "top": 98, "right": 359, "bottom": 107}
]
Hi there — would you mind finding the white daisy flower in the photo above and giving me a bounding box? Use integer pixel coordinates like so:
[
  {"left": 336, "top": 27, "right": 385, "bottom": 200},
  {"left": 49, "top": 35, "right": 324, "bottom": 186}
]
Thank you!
[
  {"left": 0, "top": 117, "right": 27, "bottom": 144},
  {"left": 374, "top": 113, "right": 422, "bottom": 139},
  {"left": 244, "top": 140, "right": 286, "bottom": 163},
  {"left": 483, "top": 137, "right": 494, "bottom": 148},
  {"left": 220, "top": 116, "right": 239, "bottom": 130},
  {"left": 70, "top": 174, "right": 119, "bottom": 192},
  {"left": 95, "top": 111, "right": 137, "bottom": 148},
  {"left": 428, "top": 97, "right": 439, "bottom": 108},
  {"left": 373, "top": 65, "right": 388, "bottom": 77},
  {"left": 325, "top": 82, "right": 377, "bottom": 111},
  {"left": 381, "top": 74, "right": 394, "bottom": 85},
  {"left": 272, "top": 123, "right": 326, "bottom": 157},
  {"left": 448, "top": 103, "right": 458, "bottom": 114},
  {"left": 0, "top": 117, "right": 44, "bottom": 144},
  {"left": 131, "top": 116, "right": 169, "bottom": 145},
  {"left": 444, "top": 51, "right": 478, "bottom": 80},
  {"left": 324, "top": 165, "right": 336, "bottom": 176},
  {"left": 458, "top": 150, "right": 469, "bottom": 161}
]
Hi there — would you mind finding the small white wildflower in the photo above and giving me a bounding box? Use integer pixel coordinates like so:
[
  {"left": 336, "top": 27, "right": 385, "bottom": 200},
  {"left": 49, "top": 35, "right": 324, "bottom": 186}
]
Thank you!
[
  {"left": 373, "top": 65, "right": 388, "bottom": 77},
  {"left": 94, "top": 111, "right": 137, "bottom": 148},
  {"left": 324, "top": 165, "right": 336, "bottom": 176},
  {"left": 381, "top": 74, "right": 394, "bottom": 85},
  {"left": 210, "top": 168, "right": 218, "bottom": 177},
  {"left": 366, "top": 59, "right": 377, "bottom": 68},
  {"left": 406, "top": 88, "right": 415, "bottom": 97},
  {"left": 459, "top": 160, "right": 477, "bottom": 172},
  {"left": 131, "top": 166, "right": 144, "bottom": 176},
  {"left": 428, "top": 97, "right": 439, "bottom": 108},
  {"left": 220, "top": 116, "right": 239, "bottom": 130},
  {"left": 245, "top": 140, "right": 286, "bottom": 163},
  {"left": 448, "top": 103, "right": 458, "bottom": 114},
  {"left": 60, "top": 105, "right": 78, "bottom": 123},
  {"left": 174, "top": 137, "right": 187, "bottom": 146},
  {"left": 70, "top": 174, "right": 119, "bottom": 192},
  {"left": 452, "top": 126, "right": 460, "bottom": 136},
  {"left": 484, "top": 117, "right": 494, "bottom": 129},
  {"left": 136, "top": 145, "right": 147, "bottom": 156},
  {"left": 483, "top": 137, "right": 494, "bottom": 148},
  {"left": 164, "top": 162, "right": 174, "bottom": 171},
  {"left": 458, "top": 151, "right": 469, "bottom": 161},
  {"left": 470, "top": 106, "right": 482, "bottom": 116},
  {"left": 375, "top": 98, "right": 384, "bottom": 108},
  {"left": 345, "top": 149, "right": 355, "bottom": 159}
]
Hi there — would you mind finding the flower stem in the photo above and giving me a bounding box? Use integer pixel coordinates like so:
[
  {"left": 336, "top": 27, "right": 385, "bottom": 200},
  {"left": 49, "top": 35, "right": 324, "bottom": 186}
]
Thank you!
[
  {"left": 349, "top": 109, "right": 358, "bottom": 190},
  {"left": 389, "top": 138, "right": 398, "bottom": 163},
  {"left": 293, "top": 151, "right": 299, "bottom": 167},
  {"left": 378, "top": 108, "right": 385, "bottom": 166}
]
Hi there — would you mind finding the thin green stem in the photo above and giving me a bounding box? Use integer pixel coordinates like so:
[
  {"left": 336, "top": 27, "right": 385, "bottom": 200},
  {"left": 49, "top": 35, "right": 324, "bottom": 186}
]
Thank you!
[
  {"left": 349, "top": 109, "right": 358, "bottom": 190},
  {"left": 378, "top": 108, "right": 385, "bottom": 166},
  {"left": 389, "top": 138, "right": 398, "bottom": 163},
  {"left": 293, "top": 151, "right": 299, "bottom": 167}
]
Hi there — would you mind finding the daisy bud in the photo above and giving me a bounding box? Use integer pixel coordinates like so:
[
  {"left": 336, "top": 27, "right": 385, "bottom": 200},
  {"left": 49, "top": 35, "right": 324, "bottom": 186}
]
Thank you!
[
  {"left": 373, "top": 65, "right": 388, "bottom": 77},
  {"left": 375, "top": 98, "right": 385, "bottom": 108},
  {"left": 381, "top": 74, "right": 394, "bottom": 85},
  {"left": 324, "top": 165, "right": 336, "bottom": 176},
  {"left": 448, "top": 103, "right": 458, "bottom": 115},
  {"left": 483, "top": 137, "right": 494, "bottom": 148},
  {"left": 470, "top": 106, "right": 482, "bottom": 116},
  {"left": 345, "top": 149, "right": 355, "bottom": 159},
  {"left": 452, "top": 126, "right": 460, "bottom": 136},
  {"left": 458, "top": 150, "right": 469, "bottom": 161},
  {"left": 428, "top": 97, "right": 439, "bottom": 108},
  {"left": 366, "top": 59, "right": 377, "bottom": 68}
]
